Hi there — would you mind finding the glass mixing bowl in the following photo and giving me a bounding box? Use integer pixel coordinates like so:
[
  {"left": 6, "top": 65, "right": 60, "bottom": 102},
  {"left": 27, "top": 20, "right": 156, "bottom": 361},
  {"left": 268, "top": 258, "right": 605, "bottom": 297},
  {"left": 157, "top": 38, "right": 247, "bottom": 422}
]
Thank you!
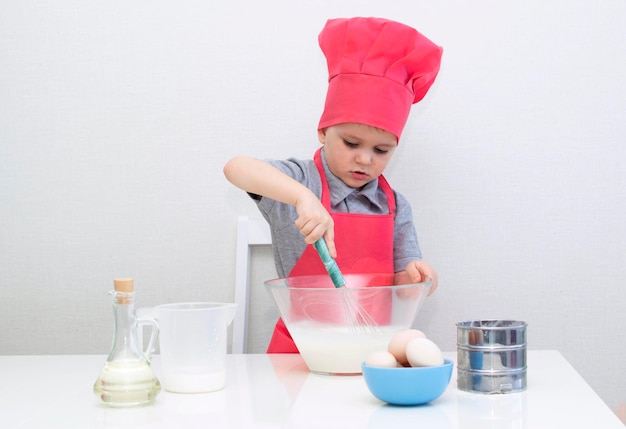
[{"left": 265, "top": 273, "right": 433, "bottom": 375}]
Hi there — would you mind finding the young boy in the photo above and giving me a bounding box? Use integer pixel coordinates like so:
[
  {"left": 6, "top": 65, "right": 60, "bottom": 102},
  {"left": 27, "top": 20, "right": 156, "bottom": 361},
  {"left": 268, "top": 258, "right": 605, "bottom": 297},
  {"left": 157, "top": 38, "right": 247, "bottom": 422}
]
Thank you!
[{"left": 224, "top": 17, "right": 443, "bottom": 353}]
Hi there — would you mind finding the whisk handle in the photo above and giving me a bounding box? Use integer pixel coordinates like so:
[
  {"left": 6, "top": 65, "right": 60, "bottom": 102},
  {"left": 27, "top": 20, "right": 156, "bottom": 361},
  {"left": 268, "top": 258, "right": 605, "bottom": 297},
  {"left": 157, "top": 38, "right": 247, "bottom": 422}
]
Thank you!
[{"left": 313, "top": 238, "right": 346, "bottom": 288}]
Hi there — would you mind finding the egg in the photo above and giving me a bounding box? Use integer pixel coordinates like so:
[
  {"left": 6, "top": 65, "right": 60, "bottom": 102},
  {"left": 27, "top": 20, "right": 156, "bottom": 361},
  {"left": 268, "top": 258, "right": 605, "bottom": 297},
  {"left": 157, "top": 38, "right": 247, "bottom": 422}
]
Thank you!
[
  {"left": 405, "top": 337, "right": 444, "bottom": 367},
  {"left": 388, "top": 329, "right": 427, "bottom": 366},
  {"left": 365, "top": 351, "right": 398, "bottom": 368}
]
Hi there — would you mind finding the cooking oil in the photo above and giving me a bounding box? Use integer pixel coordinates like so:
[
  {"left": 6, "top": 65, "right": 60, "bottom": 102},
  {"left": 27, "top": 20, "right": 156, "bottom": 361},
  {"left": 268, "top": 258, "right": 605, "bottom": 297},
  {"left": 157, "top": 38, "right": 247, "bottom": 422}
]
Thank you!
[
  {"left": 94, "top": 359, "right": 161, "bottom": 407},
  {"left": 94, "top": 278, "right": 161, "bottom": 407}
]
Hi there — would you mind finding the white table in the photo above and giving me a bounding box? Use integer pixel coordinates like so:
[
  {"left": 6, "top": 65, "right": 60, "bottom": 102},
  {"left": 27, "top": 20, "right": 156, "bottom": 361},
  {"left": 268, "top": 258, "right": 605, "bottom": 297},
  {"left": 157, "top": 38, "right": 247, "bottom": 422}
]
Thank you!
[{"left": 0, "top": 351, "right": 622, "bottom": 428}]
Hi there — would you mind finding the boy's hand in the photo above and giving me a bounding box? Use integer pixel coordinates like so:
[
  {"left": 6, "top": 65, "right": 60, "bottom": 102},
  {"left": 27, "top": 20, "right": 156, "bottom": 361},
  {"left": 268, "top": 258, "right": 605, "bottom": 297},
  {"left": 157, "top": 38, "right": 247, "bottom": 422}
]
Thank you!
[
  {"left": 224, "top": 156, "right": 337, "bottom": 256},
  {"left": 400, "top": 260, "right": 439, "bottom": 296},
  {"left": 294, "top": 193, "right": 337, "bottom": 258}
]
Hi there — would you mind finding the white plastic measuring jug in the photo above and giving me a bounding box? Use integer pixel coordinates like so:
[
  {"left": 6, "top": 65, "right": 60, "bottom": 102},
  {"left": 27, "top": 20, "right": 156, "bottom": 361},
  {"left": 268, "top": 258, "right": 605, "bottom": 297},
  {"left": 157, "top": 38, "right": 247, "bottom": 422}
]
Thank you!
[{"left": 149, "top": 302, "right": 237, "bottom": 393}]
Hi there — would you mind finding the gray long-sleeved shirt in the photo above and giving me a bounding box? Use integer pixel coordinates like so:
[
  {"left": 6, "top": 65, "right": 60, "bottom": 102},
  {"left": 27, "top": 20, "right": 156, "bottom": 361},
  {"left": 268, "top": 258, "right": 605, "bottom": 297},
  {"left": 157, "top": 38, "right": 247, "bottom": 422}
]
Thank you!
[{"left": 251, "top": 149, "right": 422, "bottom": 278}]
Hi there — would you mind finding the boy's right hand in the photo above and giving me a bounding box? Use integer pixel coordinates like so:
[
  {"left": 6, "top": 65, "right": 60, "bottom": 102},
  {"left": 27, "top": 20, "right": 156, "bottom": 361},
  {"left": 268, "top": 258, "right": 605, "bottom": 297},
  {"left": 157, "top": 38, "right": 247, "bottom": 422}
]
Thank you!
[
  {"left": 294, "top": 193, "right": 337, "bottom": 258},
  {"left": 223, "top": 156, "right": 337, "bottom": 257}
]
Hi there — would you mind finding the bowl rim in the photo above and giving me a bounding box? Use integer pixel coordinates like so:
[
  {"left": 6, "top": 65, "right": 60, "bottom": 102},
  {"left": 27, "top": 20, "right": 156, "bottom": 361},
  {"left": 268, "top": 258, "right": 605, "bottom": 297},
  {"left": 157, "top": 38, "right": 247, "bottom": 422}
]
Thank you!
[
  {"left": 264, "top": 274, "right": 433, "bottom": 291},
  {"left": 361, "top": 358, "right": 454, "bottom": 372}
]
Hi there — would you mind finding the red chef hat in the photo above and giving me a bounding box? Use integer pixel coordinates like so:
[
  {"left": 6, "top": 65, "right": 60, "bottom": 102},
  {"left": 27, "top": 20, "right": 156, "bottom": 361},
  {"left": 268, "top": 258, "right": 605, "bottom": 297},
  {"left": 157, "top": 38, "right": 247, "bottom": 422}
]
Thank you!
[{"left": 317, "top": 17, "right": 443, "bottom": 141}]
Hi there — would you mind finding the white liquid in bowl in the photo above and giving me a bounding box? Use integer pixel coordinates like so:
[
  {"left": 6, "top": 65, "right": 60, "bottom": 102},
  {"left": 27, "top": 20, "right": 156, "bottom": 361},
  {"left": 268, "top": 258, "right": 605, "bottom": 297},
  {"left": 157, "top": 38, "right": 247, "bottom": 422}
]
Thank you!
[{"left": 288, "top": 322, "right": 403, "bottom": 374}]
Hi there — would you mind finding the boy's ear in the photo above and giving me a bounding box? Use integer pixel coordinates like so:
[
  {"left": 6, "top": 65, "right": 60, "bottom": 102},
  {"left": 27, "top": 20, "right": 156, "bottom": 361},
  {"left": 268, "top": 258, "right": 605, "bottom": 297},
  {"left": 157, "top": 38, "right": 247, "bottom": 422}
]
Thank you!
[{"left": 317, "top": 129, "right": 326, "bottom": 144}]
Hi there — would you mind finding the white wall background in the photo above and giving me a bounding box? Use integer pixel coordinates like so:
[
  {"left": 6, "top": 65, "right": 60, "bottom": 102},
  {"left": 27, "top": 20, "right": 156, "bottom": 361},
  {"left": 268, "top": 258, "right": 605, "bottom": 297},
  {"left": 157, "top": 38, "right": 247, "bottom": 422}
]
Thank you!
[{"left": 1, "top": 0, "right": 624, "bottom": 412}]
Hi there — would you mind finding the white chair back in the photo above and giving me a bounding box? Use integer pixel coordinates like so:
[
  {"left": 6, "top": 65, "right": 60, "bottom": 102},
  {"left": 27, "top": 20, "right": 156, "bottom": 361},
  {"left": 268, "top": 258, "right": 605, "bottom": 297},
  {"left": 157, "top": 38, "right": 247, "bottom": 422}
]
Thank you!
[{"left": 231, "top": 216, "right": 272, "bottom": 353}]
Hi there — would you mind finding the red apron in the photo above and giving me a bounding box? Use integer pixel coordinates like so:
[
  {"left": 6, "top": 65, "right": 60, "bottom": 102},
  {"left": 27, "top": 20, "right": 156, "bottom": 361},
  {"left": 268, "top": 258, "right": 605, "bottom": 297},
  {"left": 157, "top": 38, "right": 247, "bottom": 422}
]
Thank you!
[{"left": 267, "top": 148, "right": 396, "bottom": 353}]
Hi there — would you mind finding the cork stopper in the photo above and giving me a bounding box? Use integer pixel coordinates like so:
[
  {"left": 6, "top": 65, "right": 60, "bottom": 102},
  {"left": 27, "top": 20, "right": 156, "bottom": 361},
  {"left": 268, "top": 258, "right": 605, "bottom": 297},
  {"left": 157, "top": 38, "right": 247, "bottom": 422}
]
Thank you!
[{"left": 114, "top": 278, "right": 134, "bottom": 293}]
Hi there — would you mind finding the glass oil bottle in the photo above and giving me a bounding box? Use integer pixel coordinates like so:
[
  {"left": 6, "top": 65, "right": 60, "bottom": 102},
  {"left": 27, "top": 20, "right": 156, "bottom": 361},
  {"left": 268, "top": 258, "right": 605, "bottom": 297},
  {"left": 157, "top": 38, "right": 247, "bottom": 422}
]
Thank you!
[{"left": 94, "top": 278, "right": 161, "bottom": 407}]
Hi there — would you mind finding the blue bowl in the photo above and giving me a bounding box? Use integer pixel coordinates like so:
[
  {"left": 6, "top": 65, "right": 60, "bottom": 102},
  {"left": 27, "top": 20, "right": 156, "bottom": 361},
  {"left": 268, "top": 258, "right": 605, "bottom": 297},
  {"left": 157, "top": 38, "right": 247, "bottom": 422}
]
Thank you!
[{"left": 361, "top": 359, "right": 453, "bottom": 405}]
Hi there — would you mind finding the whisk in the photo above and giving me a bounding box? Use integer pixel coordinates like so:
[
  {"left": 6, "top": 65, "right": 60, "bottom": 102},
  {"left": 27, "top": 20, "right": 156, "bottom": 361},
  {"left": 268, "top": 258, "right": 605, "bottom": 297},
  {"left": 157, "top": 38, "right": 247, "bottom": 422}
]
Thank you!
[{"left": 313, "top": 239, "right": 379, "bottom": 332}]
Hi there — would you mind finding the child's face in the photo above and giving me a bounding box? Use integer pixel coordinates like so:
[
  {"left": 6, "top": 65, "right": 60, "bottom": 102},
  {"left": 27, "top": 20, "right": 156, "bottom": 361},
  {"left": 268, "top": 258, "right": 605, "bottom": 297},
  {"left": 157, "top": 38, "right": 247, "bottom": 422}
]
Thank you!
[{"left": 318, "top": 122, "right": 397, "bottom": 189}]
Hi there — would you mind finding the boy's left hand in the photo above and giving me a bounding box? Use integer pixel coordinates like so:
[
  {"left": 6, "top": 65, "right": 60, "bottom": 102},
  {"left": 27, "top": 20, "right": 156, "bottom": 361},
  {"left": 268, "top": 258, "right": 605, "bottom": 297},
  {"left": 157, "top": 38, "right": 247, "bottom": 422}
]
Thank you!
[{"left": 401, "top": 260, "right": 439, "bottom": 296}]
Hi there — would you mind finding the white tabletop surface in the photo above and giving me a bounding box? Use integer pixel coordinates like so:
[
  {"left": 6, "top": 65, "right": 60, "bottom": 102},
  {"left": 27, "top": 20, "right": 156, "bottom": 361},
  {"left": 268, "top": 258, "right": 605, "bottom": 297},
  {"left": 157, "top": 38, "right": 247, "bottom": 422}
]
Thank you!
[{"left": 0, "top": 350, "right": 622, "bottom": 428}]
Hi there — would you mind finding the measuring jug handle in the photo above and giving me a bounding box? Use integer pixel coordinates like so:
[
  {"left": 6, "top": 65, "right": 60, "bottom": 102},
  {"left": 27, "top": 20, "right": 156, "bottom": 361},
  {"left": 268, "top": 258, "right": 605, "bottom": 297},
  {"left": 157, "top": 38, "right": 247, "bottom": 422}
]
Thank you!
[{"left": 136, "top": 307, "right": 159, "bottom": 362}]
